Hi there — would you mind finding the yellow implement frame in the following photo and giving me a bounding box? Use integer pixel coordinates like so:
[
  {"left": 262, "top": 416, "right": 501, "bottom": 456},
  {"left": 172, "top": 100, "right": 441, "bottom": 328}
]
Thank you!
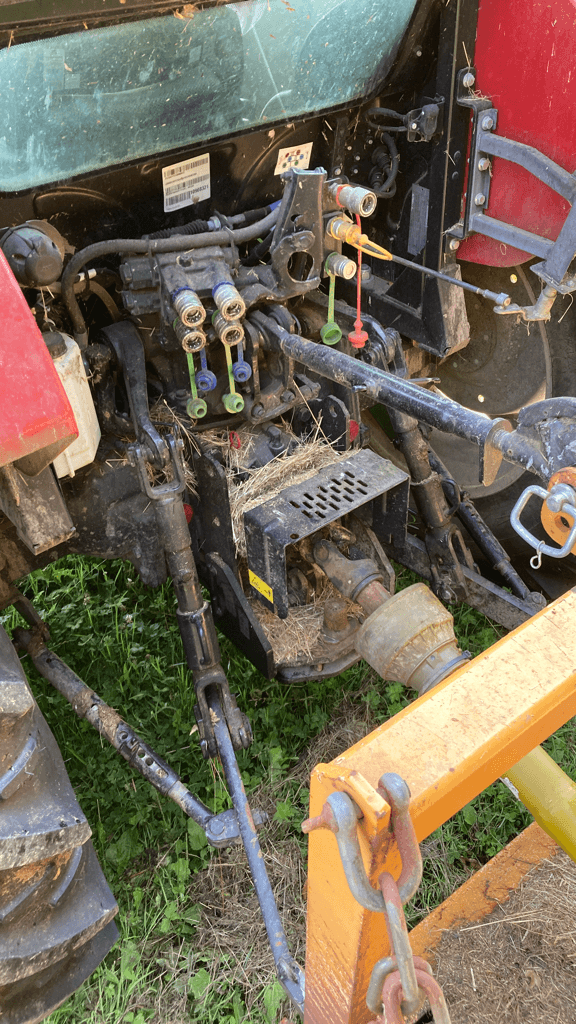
[{"left": 303, "top": 587, "right": 576, "bottom": 1024}]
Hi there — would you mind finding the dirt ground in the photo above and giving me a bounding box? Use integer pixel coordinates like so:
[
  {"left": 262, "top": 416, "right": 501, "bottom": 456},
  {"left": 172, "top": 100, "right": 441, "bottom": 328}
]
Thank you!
[{"left": 432, "top": 850, "right": 576, "bottom": 1024}]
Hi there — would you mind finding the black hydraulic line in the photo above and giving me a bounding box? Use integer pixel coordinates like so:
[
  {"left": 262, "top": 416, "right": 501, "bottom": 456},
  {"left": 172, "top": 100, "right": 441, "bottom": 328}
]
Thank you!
[
  {"left": 210, "top": 691, "right": 305, "bottom": 1015},
  {"left": 244, "top": 229, "right": 274, "bottom": 266},
  {"left": 426, "top": 450, "right": 537, "bottom": 603},
  {"left": 14, "top": 629, "right": 213, "bottom": 830},
  {"left": 251, "top": 311, "right": 550, "bottom": 481},
  {"left": 61, "top": 208, "right": 280, "bottom": 345},
  {"left": 370, "top": 133, "right": 399, "bottom": 196},
  {"left": 145, "top": 218, "right": 210, "bottom": 240},
  {"left": 229, "top": 205, "right": 272, "bottom": 226}
]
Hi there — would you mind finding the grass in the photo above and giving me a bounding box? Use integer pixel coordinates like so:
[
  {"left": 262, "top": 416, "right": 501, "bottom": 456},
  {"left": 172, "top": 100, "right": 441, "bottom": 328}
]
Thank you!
[{"left": 2, "top": 555, "right": 575, "bottom": 1023}]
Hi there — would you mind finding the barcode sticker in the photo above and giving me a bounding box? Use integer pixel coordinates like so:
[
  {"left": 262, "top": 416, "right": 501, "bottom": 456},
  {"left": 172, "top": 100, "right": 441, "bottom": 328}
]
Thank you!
[{"left": 162, "top": 153, "right": 210, "bottom": 212}]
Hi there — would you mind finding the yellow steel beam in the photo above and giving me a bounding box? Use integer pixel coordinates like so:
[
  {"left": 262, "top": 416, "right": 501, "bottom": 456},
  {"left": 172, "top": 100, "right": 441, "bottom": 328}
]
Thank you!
[{"left": 304, "top": 588, "right": 576, "bottom": 1024}]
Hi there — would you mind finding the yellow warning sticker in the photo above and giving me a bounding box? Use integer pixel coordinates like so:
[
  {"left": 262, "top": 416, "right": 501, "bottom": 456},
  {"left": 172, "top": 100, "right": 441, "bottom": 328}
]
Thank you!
[{"left": 248, "top": 569, "right": 274, "bottom": 605}]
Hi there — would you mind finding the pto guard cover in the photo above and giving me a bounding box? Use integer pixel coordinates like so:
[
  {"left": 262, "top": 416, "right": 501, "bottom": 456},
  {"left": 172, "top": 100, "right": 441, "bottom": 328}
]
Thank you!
[{"left": 0, "top": 250, "right": 77, "bottom": 470}]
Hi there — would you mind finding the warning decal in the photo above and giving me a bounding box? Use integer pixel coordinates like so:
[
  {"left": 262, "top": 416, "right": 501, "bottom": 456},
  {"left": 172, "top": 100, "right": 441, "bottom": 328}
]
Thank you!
[
  {"left": 248, "top": 569, "right": 274, "bottom": 605},
  {"left": 162, "top": 153, "right": 210, "bottom": 212},
  {"left": 274, "top": 142, "right": 313, "bottom": 175}
]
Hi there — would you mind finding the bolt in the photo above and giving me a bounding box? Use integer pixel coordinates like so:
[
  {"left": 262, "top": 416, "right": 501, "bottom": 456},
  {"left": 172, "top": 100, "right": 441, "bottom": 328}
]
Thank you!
[
  {"left": 209, "top": 817, "right": 225, "bottom": 836},
  {"left": 252, "top": 403, "right": 264, "bottom": 419},
  {"left": 281, "top": 390, "right": 294, "bottom": 404},
  {"left": 351, "top": 168, "right": 358, "bottom": 175},
  {"left": 481, "top": 115, "right": 494, "bottom": 130},
  {"left": 332, "top": 165, "right": 342, "bottom": 176},
  {"left": 361, "top": 264, "right": 373, "bottom": 281},
  {"left": 474, "top": 193, "right": 486, "bottom": 206},
  {"left": 449, "top": 238, "right": 460, "bottom": 251},
  {"left": 354, "top": 154, "right": 361, "bottom": 161},
  {"left": 410, "top": 122, "right": 418, "bottom": 131},
  {"left": 462, "top": 71, "right": 476, "bottom": 89},
  {"left": 301, "top": 801, "right": 337, "bottom": 834},
  {"left": 478, "top": 157, "right": 490, "bottom": 171}
]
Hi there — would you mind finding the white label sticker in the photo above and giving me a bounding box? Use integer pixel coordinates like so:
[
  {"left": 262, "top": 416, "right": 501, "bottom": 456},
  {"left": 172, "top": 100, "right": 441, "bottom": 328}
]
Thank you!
[
  {"left": 274, "top": 142, "right": 313, "bottom": 175},
  {"left": 162, "top": 153, "right": 210, "bottom": 212}
]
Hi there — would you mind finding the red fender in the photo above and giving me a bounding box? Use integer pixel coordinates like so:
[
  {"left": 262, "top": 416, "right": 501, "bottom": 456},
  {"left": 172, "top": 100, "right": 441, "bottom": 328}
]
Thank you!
[
  {"left": 0, "top": 251, "right": 77, "bottom": 469},
  {"left": 458, "top": 0, "right": 576, "bottom": 267}
]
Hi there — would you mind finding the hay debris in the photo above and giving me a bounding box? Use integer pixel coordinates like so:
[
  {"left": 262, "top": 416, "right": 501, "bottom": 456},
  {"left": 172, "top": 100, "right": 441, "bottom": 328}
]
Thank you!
[
  {"left": 432, "top": 850, "right": 576, "bottom": 1023},
  {"left": 249, "top": 578, "right": 363, "bottom": 666},
  {"left": 228, "top": 437, "right": 349, "bottom": 557}
]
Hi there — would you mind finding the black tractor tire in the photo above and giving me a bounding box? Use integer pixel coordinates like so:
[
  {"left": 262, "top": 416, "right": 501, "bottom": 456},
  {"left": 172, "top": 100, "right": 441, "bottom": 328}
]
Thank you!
[
  {"left": 0, "top": 624, "right": 118, "bottom": 1024},
  {"left": 432, "top": 262, "right": 576, "bottom": 597}
]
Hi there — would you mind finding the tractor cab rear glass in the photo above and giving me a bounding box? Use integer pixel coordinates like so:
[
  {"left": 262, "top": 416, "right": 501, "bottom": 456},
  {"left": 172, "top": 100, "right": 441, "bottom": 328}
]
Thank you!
[{"left": 0, "top": 0, "right": 416, "bottom": 192}]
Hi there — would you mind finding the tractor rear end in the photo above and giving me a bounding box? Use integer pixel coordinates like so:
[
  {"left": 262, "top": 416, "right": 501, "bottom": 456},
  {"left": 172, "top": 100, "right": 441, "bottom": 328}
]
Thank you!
[{"left": 1, "top": 0, "right": 576, "bottom": 1019}]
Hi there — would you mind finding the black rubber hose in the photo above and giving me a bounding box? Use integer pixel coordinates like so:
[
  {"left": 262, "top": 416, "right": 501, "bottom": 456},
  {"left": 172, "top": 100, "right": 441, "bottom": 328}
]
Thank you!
[
  {"left": 244, "top": 229, "right": 274, "bottom": 266},
  {"left": 144, "top": 218, "right": 211, "bottom": 240},
  {"left": 61, "top": 208, "right": 280, "bottom": 345},
  {"left": 370, "top": 134, "right": 400, "bottom": 196},
  {"left": 229, "top": 205, "right": 272, "bottom": 226}
]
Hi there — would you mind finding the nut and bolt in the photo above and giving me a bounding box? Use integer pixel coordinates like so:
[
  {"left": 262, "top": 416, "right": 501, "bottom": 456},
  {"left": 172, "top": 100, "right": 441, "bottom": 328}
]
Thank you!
[
  {"left": 252, "top": 403, "right": 264, "bottom": 419},
  {"left": 448, "top": 238, "right": 460, "bottom": 251},
  {"left": 481, "top": 115, "right": 494, "bottom": 131},
  {"left": 474, "top": 193, "right": 486, "bottom": 206},
  {"left": 462, "top": 71, "right": 476, "bottom": 88},
  {"left": 478, "top": 157, "right": 491, "bottom": 171}
]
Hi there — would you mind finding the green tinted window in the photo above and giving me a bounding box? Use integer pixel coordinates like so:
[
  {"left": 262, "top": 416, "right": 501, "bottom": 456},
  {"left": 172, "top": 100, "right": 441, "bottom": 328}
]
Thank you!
[{"left": 0, "top": 0, "right": 417, "bottom": 191}]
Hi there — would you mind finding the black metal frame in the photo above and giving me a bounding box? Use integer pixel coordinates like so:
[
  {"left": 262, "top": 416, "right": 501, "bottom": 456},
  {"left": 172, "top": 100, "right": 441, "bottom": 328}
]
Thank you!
[{"left": 451, "top": 69, "right": 576, "bottom": 292}]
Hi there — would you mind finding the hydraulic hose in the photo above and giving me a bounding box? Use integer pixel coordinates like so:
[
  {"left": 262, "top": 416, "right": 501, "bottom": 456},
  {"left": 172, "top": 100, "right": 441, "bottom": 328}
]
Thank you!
[
  {"left": 62, "top": 208, "right": 280, "bottom": 345},
  {"left": 144, "top": 218, "right": 211, "bottom": 240},
  {"left": 142, "top": 206, "right": 272, "bottom": 240}
]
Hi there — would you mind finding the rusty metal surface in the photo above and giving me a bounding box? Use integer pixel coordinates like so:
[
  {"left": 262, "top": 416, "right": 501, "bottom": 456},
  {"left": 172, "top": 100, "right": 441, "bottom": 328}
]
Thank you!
[{"left": 303, "top": 587, "right": 576, "bottom": 1024}]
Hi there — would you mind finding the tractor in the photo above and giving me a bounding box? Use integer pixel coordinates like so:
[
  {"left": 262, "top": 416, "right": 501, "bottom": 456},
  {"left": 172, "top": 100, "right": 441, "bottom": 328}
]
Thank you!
[{"left": 1, "top": 0, "right": 576, "bottom": 1020}]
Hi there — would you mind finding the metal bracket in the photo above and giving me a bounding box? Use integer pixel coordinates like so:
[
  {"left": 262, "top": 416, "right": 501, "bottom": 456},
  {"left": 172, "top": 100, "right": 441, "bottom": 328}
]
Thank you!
[
  {"left": 128, "top": 434, "right": 186, "bottom": 500},
  {"left": 453, "top": 67, "right": 576, "bottom": 295},
  {"left": 194, "top": 666, "right": 252, "bottom": 759}
]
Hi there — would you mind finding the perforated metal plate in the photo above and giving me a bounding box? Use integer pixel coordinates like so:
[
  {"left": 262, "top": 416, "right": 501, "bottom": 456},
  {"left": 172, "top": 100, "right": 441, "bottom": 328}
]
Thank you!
[{"left": 244, "top": 449, "right": 409, "bottom": 617}]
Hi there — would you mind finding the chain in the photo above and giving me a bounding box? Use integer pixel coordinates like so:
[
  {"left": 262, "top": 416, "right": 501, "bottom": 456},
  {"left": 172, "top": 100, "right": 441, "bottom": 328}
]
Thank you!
[{"left": 365, "top": 775, "right": 451, "bottom": 1024}]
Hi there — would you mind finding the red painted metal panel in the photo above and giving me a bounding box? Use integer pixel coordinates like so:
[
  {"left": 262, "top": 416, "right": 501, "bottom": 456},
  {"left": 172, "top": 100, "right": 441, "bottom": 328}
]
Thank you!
[
  {"left": 458, "top": 0, "right": 576, "bottom": 267},
  {"left": 0, "top": 251, "right": 77, "bottom": 469}
]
